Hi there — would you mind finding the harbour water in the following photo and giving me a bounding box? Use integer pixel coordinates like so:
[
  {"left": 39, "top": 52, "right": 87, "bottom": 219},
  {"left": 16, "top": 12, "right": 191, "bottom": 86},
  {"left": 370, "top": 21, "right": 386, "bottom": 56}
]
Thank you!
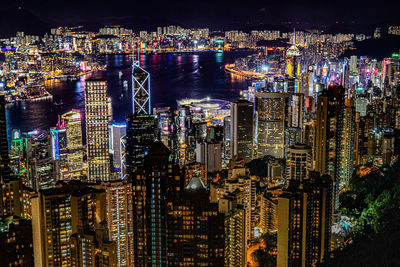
[{"left": 5, "top": 51, "right": 254, "bottom": 141}]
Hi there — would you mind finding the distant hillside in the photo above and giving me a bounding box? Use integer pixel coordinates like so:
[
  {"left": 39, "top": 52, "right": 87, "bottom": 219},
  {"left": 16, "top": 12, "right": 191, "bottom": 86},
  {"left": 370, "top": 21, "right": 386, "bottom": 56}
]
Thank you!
[
  {"left": 0, "top": 7, "right": 52, "bottom": 37},
  {"left": 342, "top": 36, "right": 400, "bottom": 60}
]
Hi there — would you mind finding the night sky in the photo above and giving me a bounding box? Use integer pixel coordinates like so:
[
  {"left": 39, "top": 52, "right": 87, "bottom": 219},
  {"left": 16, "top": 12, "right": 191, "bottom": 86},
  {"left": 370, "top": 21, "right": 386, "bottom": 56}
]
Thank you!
[{"left": 1, "top": 0, "right": 400, "bottom": 30}]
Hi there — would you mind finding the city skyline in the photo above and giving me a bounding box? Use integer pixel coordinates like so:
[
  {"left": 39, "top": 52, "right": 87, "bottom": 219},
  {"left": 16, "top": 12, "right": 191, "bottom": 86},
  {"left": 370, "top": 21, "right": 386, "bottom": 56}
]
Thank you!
[{"left": 0, "top": 5, "right": 400, "bottom": 266}]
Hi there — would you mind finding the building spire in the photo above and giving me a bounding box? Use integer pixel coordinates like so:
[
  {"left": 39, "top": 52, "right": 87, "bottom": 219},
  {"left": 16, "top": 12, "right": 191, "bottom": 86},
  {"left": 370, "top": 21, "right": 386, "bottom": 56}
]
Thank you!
[{"left": 293, "top": 28, "right": 296, "bottom": 45}]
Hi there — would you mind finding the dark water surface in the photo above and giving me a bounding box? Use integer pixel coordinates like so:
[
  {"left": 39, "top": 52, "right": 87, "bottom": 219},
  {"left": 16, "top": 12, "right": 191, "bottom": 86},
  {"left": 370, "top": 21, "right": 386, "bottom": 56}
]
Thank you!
[{"left": 5, "top": 51, "right": 253, "bottom": 141}]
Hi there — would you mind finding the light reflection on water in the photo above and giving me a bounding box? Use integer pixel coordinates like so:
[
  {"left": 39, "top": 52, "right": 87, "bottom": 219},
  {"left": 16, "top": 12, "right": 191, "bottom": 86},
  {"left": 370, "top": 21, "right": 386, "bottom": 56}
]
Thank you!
[{"left": 6, "top": 51, "right": 253, "bottom": 142}]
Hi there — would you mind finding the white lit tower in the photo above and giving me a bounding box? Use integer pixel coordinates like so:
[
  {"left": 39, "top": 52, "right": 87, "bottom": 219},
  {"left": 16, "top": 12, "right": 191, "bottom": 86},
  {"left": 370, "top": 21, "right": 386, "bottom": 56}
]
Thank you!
[{"left": 132, "top": 44, "right": 150, "bottom": 114}]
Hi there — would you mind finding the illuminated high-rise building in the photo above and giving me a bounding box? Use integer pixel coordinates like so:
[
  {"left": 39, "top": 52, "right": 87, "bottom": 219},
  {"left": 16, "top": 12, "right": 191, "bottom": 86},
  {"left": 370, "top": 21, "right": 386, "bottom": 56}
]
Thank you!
[
  {"left": 32, "top": 186, "right": 73, "bottom": 266},
  {"left": 314, "top": 86, "right": 345, "bottom": 209},
  {"left": 109, "top": 123, "right": 126, "bottom": 171},
  {"left": 286, "top": 32, "right": 300, "bottom": 78},
  {"left": 125, "top": 114, "right": 156, "bottom": 175},
  {"left": 223, "top": 160, "right": 257, "bottom": 245},
  {"left": 196, "top": 141, "right": 222, "bottom": 172},
  {"left": 0, "top": 177, "right": 23, "bottom": 217},
  {"left": 24, "top": 131, "right": 56, "bottom": 191},
  {"left": 50, "top": 126, "right": 68, "bottom": 179},
  {"left": 286, "top": 144, "right": 312, "bottom": 183},
  {"left": 259, "top": 190, "right": 279, "bottom": 233},
  {"left": 277, "top": 172, "right": 333, "bottom": 267},
  {"left": 231, "top": 99, "right": 254, "bottom": 163},
  {"left": 167, "top": 175, "right": 225, "bottom": 266},
  {"left": 85, "top": 79, "right": 110, "bottom": 182},
  {"left": 32, "top": 182, "right": 116, "bottom": 267},
  {"left": 219, "top": 196, "right": 246, "bottom": 267},
  {"left": 132, "top": 56, "right": 150, "bottom": 114},
  {"left": 0, "top": 93, "right": 11, "bottom": 181},
  {"left": 339, "top": 99, "right": 355, "bottom": 187},
  {"left": 104, "top": 180, "right": 134, "bottom": 267},
  {"left": 255, "top": 92, "right": 289, "bottom": 159},
  {"left": 132, "top": 142, "right": 183, "bottom": 266},
  {"left": 61, "top": 110, "right": 84, "bottom": 178}
]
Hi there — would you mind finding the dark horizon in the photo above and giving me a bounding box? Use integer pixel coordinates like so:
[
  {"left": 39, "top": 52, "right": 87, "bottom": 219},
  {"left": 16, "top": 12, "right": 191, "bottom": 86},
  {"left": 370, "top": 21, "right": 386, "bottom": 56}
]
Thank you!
[{"left": 1, "top": 0, "right": 400, "bottom": 34}]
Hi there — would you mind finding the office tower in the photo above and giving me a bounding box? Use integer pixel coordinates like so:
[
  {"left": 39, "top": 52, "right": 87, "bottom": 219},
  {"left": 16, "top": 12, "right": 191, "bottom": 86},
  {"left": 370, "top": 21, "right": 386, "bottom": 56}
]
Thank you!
[
  {"left": 223, "top": 116, "right": 231, "bottom": 163},
  {"left": 339, "top": 99, "right": 355, "bottom": 187},
  {"left": 277, "top": 171, "right": 333, "bottom": 267},
  {"left": 109, "top": 123, "right": 126, "bottom": 170},
  {"left": 167, "top": 175, "right": 225, "bottom": 266},
  {"left": 231, "top": 99, "right": 254, "bottom": 163},
  {"left": 315, "top": 86, "right": 345, "bottom": 209},
  {"left": 289, "top": 93, "right": 305, "bottom": 129},
  {"left": 85, "top": 79, "right": 110, "bottom": 182},
  {"left": 125, "top": 114, "right": 156, "bottom": 175},
  {"left": 153, "top": 106, "right": 173, "bottom": 148},
  {"left": 219, "top": 196, "right": 246, "bottom": 267},
  {"left": 9, "top": 129, "right": 24, "bottom": 175},
  {"left": 132, "top": 57, "right": 150, "bottom": 114},
  {"left": 255, "top": 92, "right": 289, "bottom": 159},
  {"left": 50, "top": 126, "right": 68, "bottom": 179},
  {"left": 132, "top": 142, "right": 183, "bottom": 266},
  {"left": 24, "top": 131, "right": 56, "bottom": 191},
  {"left": 0, "top": 216, "right": 33, "bottom": 266},
  {"left": 196, "top": 141, "right": 222, "bottom": 172},
  {"left": 286, "top": 34, "right": 300, "bottom": 78},
  {"left": 286, "top": 144, "right": 312, "bottom": 183},
  {"left": 104, "top": 180, "right": 134, "bottom": 266},
  {"left": 61, "top": 110, "right": 84, "bottom": 178},
  {"left": 286, "top": 127, "right": 302, "bottom": 152},
  {"left": 0, "top": 93, "right": 11, "bottom": 180}
]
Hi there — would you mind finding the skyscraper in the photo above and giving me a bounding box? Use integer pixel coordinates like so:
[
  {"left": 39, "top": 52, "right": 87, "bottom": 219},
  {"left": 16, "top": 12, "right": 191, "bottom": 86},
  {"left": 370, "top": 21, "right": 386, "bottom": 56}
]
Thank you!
[
  {"left": 219, "top": 196, "right": 247, "bottom": 267},
  {"left": 286, "top": 144, "right": 312, "bottom": 183},
  {"left": 132, "top": 142, "right": 183, "bottom": 266},
  {"left": 231, "top": 99, "right": 254, "bottom": 163},
  {"left": 277, "top": 171, "right": 333, "bottom": 267},
  {"left": 339, "top": 99, "right": 355, "bottom": 187},
  {"left": 0, "top": 93, "right": 11, "bottom": 181},
  {"left": 32, "top": 186, "right": 73, "bottom": 266},
  {"left": 104, "top": 180, "right": 134, "bottom": 266},
  {"left": 315, "top": 86, "right": 345, "bottom": 209},
  {"left": 167, "top": 175, "right": 225, "bottom": 266},
  {"left": 255, "top": 92, "right": 289, "bottom": 159},
  {"left": 132, "top": 57, "right": 150, "bottom": 114},
  {"left": 85, "top": 79, "right": 110, "bottom": 182},
  {"left": 50, "top": 126, "right": 68, "bottom": 179},
  {"left": 286, "top": 32, "right": 300, "bottom": 78},
  {"left": 32, "top": 182, "right": 116, "bottom": 267},
  {"left": 24, "top": 130, "right": 56, "bottom": 191},
  {"left": 109, "top": 123, "right": 126, "bottom": 171},
  {"left": 61, "top": 110, "right": 84, "bottom": 179},
  {"left": 125, "top": 114, "right": 156, "bottom": 175}
]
